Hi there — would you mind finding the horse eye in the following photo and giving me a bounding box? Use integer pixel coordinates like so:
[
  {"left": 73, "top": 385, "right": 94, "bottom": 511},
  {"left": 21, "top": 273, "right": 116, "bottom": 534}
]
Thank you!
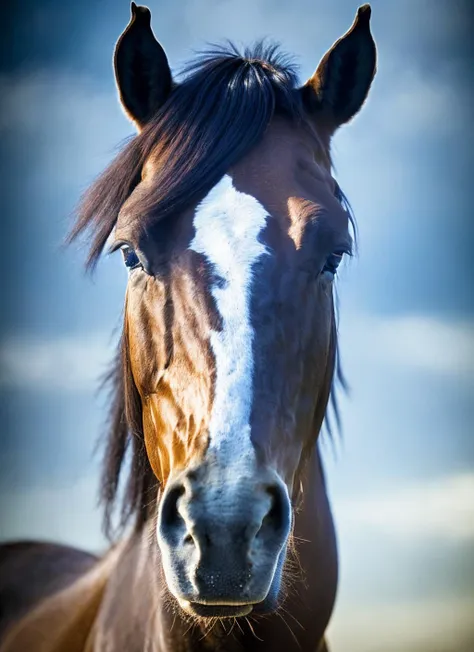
[
  {"left": 321, "top": 251, "right": 344, "bottom": 279},
  {"left": 120, "top": 244, "right": 141, "bottom": 270}
]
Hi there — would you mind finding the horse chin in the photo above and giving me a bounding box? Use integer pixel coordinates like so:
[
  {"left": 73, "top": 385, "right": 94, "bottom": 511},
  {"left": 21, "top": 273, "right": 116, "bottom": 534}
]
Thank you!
[{"left": 177, "top": 545, "right": 287, "bottom": 620}]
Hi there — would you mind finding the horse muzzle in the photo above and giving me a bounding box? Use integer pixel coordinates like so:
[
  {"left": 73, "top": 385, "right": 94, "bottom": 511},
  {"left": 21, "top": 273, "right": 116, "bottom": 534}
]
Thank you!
[{"left": 157, "top": 464, "right": 291, "bottom": 617}]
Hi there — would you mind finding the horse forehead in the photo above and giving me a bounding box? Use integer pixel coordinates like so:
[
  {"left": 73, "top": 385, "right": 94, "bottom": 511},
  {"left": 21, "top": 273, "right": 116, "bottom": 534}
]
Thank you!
[
  {"left": 229, "top": 122, "right": 334, "bottom": 228},
  {"left": 188, "top": 174, "right": 270, "bottom": 297}
]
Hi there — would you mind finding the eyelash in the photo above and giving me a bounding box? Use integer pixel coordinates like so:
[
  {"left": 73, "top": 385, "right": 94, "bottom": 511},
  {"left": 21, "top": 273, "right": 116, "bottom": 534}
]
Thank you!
[
  {"left": 322, "top": 252, "right": 343, "bottom": 275},
  {"left": 321, "top": 249, "right": 351, "bottom": 279}
]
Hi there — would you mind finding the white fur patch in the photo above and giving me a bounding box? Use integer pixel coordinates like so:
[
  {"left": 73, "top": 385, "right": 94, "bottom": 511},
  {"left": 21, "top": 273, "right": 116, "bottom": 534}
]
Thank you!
[{"left": 190, "top": 174, "right": 269, "bottom": 464}]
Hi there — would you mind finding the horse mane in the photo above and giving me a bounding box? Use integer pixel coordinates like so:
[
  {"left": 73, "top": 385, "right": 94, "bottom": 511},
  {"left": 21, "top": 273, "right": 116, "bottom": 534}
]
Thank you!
[
  {"left": 69, "top": 42, "right": 351, "bottom": 540},
  {"left": 69, "top": 41, "right": 308, "bottom": 268}
]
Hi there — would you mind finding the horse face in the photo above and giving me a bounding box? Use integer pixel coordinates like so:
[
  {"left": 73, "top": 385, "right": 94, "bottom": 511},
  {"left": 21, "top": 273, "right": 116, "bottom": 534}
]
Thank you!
[
  {"left": 116, "top": 120, "right": 351, "bottom": 616},
  {"left": 108, "top": 3, "right": 375, "bottom": 619}
]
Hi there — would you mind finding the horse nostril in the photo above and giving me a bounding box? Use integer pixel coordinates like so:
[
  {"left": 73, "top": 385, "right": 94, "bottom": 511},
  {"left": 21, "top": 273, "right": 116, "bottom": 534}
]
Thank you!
[
  {"left": 258, "top": 483, "right": 290, "bottom": 539},
  {"left": 160, "top": 484, "right": 186, "bottom": 534}
]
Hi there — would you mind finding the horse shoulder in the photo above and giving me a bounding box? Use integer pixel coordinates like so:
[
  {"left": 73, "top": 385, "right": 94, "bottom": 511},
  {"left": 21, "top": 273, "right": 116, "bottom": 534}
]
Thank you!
[{"left": 0, "top": 543, "right": 122, "bottom": 652}]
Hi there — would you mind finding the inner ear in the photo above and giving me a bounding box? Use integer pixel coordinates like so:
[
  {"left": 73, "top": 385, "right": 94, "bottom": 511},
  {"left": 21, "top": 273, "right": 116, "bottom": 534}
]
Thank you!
[
  {"left": 300, "top": 4, "right": 376, "bottom": 134},
  {"left": 114, "top": 3, "right": 173, "bottom": 130}
]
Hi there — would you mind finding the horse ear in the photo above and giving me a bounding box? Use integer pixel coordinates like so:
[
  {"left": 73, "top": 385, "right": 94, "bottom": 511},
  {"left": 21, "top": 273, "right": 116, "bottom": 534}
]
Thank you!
[
  {"left": 114, "top": 3, "right": 172, "bottom": 130},
  {"left": 301, "top": 4, "right": 376, "bottom": 134}
]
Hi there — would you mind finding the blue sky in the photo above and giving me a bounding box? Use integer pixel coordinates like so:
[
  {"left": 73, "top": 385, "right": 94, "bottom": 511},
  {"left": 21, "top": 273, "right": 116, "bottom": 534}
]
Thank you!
[{"left": 0, "top": 1, "right": 473, "bottom": 650}]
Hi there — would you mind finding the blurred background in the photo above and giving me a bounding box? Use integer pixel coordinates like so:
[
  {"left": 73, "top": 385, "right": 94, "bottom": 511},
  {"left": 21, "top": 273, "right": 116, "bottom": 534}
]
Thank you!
[{"left": 0, "top": 1, "right": 473, "bottom": 650}]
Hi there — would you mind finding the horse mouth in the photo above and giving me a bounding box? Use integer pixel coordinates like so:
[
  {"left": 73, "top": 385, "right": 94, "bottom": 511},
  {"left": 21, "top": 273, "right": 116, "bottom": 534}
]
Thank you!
[{"left": 180, "top": 600, "right": 254, "bottom": 618}]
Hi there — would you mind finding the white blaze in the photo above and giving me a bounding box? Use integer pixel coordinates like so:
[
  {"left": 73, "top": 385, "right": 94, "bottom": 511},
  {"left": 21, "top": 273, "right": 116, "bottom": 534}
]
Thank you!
[{"left": 190, "top": 174, "right": 269, "bottom": 463}]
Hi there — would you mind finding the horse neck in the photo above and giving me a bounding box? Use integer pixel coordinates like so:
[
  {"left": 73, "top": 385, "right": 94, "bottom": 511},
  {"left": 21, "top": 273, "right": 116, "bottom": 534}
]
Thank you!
[
  {"left": 91, "top": 527, "right": 163, "bottom": 652},
  {"left": 288, "top": 443, "right": 339, "bottom": 640},
  {"left": 95, "top": 443, "right": 337, "bottom": 652}
]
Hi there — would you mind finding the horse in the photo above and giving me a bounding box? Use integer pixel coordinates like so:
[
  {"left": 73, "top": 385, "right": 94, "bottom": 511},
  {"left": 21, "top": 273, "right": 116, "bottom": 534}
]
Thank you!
[{"left": 0, "top": 3, "right": 376, "bottom": 650}]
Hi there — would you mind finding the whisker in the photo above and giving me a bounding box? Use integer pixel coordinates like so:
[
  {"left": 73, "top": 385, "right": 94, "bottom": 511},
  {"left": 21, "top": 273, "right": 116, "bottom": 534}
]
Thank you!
[
  {"left": 279, "top": 604, "right": 305, "bottom": 631},
  {"left": 245, "top": 616, "right": 264, "bottom": 642},
  {"left": 291, "top": 535, "right": 311, "bottom": 544},
  {"left": 228, "top": 617, "right": 237, "bottom": 638},
  {"left": 235, "top": 618, "right": 245, "bottom": 636},
  {"left": 275, "top": 609, "right": 301, "bottom": 649}
]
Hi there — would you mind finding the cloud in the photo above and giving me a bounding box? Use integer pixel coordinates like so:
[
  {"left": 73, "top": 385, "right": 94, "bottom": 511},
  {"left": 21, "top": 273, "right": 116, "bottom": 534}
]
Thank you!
[
  {"left": 340, "top": 313, "right": 474, "bottom": 379},
  {"left": 351, "top": 57, "right": 470, "bottom": 145},
  {"left": 0, "top": 474, "right": 107, "bottom": 553},
  {"left": 378, "top": 67, "right": 468, "bottom": 139},
  {"left": 0, "top": 332, "right": 116, "bottom": 392},
  {"left": 328, "top": 596, "right": 474, "bottom": 652},
  {"left": 336, "top": 472, "right": 474, "bottom": 542},
  {"left": 0, "top": 70, "right": 130, "bottom": 189}
]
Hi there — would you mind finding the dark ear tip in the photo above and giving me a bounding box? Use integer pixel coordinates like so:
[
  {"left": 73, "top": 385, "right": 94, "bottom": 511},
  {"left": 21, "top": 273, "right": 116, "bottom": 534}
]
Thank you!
[
  {"left": 356, "top": 4, "right": 372, "bottom": 23},
  {"left": 131, "top": 3, "right": 151, "bottom": 23}
]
